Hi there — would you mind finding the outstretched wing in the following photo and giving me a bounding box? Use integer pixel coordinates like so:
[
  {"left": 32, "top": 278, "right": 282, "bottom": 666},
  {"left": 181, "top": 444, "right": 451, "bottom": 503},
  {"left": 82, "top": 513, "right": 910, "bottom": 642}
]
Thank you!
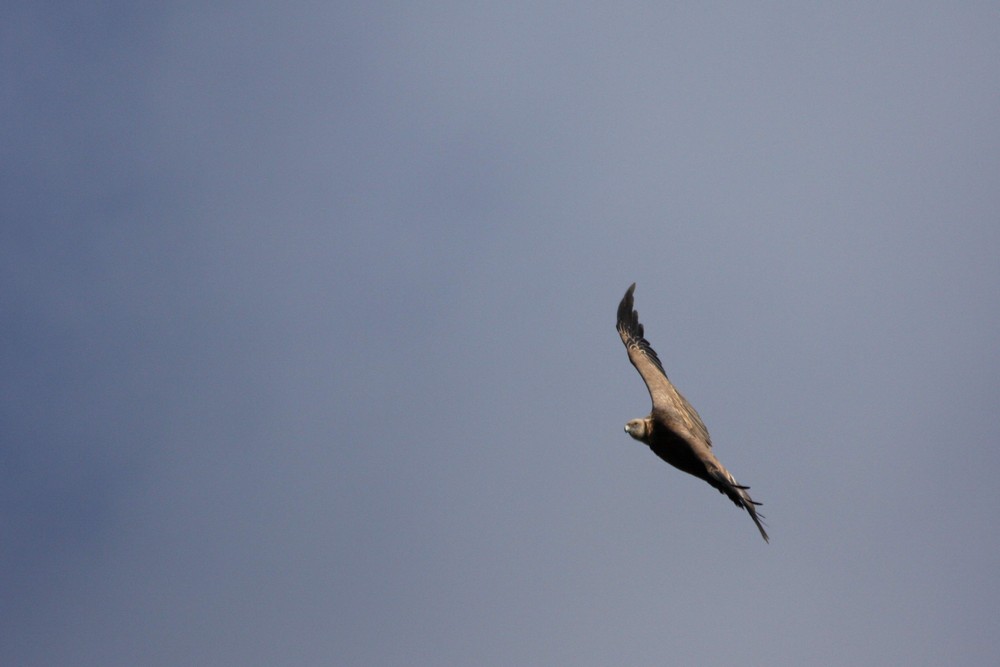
[{"left": 616, "top": 283, "right": 712, "bottom": 447}]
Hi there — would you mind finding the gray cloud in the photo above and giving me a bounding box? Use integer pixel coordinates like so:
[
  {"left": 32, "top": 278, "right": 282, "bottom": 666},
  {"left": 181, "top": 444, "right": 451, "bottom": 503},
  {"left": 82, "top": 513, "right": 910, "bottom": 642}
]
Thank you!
[{"left": 3, "top": 2, "right": 999, "bottom": 665}]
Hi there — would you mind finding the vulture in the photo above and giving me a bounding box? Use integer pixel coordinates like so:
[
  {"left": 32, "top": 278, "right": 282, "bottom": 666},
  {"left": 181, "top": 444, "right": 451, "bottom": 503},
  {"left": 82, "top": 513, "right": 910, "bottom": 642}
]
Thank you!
[{"left": 617, "top": 282, "right": 769, "bottom": 542}]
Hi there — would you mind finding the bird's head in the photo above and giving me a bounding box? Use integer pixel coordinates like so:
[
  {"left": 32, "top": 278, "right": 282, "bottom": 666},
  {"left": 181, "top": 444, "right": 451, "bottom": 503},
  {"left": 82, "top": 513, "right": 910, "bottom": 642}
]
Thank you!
[{"left": 624, "top": 418, "right": 650, "bottom": 442}]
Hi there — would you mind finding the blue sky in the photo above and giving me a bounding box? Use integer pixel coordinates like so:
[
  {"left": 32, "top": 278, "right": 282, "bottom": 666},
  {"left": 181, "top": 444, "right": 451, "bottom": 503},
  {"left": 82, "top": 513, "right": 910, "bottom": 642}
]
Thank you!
[{"left": 3, "top": 3, "right": 1000, "bottom": 665}]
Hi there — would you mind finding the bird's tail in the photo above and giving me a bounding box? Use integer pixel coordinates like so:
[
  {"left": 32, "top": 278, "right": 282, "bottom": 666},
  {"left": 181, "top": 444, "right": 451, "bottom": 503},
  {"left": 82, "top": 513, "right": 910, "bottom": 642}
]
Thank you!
[{"left": 709, "top": 469, "right": 769, "bottom": 543}]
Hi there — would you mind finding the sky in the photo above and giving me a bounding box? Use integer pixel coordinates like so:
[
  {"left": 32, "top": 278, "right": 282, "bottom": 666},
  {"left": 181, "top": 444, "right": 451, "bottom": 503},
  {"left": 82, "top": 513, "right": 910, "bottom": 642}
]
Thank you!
[{"left": 3, "top": 2, "right": 1000, "bottom": 665}]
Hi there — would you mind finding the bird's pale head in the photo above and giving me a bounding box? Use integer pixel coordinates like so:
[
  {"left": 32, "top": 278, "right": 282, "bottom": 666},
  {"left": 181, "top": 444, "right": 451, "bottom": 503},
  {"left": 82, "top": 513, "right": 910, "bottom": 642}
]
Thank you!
[{"left": 624, "top": 418, "right": 650, "bottom": 442}]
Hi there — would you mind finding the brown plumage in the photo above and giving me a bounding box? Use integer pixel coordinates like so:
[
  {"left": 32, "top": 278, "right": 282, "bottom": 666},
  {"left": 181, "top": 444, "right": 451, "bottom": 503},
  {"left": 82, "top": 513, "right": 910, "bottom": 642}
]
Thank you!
[{"left": 617, "top": 283, "right": 769, "bottom": 542}]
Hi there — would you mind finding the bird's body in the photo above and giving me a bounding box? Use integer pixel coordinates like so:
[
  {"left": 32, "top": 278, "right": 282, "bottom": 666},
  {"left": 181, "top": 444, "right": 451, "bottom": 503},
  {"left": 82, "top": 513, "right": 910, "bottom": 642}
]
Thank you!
[{"left": 617, "top": 283, "right": 769, "bottom": 542}]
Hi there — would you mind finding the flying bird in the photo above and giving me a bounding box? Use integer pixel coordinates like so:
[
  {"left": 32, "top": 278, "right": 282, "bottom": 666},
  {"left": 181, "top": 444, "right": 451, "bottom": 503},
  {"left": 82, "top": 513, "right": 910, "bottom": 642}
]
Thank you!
[{"left": 617, "top": 282, "right": 769, "bottom": 542}]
